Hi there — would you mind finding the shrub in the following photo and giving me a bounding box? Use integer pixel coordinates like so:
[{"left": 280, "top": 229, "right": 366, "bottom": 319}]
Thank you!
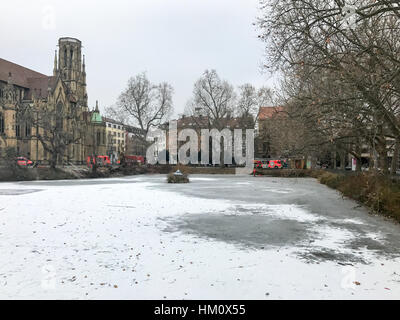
[
  {"left": 254, "top": 169, "right": 315, "bottom": 178},
  {"left": 167, "top": 172, "right": 189, "bottom": 183},
  {"left": 318, "top": 172, "right": 344, "bottom": 189},
  {"left": 317, "top": 172, "right": 400, "bottom": 222}
]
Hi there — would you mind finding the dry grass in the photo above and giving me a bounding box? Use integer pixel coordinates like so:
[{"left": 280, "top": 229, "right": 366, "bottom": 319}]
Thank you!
[{"left": 317, "top": 172, "right": 400, "bottom": 222}]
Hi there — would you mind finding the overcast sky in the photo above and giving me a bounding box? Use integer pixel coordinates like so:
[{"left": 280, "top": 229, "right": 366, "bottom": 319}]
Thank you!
[{"left": 0, "top": 0, "right": 274, "bottom": 117}]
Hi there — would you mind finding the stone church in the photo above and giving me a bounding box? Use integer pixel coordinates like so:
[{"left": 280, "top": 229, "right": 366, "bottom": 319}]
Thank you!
[{"left": 0, "top": 37, "right": 106, "bottom": 165}]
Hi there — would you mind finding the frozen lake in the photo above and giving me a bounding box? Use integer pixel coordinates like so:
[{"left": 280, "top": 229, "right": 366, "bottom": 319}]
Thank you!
[{"left": 0, "top": 174, "right": 399, "bottom": 299}]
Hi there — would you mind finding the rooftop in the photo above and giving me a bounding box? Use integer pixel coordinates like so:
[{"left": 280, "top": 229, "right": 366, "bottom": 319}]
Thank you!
[{"left": 258, "top": 106, "right": 284, "bottom": 120}]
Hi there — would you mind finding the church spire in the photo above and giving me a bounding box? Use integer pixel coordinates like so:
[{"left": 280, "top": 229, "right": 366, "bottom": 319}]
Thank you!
[{"left": 53, "top": 50, "right": 58, "bottom": 76}]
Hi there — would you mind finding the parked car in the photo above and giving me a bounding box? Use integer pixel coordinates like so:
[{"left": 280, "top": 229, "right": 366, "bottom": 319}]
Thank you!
[{"left": 16, "top": 157, "right": 33, "bottom": 167}]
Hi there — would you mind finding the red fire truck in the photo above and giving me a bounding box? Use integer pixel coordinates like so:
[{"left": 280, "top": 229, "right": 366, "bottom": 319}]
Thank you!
[
  {"left": 124, "top": 155, "right": 145, "bottom": 166},
  {"left": 86, "top": 155, "right": 111, "bottom": 168}
]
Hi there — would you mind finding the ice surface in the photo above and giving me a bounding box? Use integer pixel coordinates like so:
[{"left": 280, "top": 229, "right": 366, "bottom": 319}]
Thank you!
[{"left": 0, "top": 175, "right": 399, "bottom": 299}]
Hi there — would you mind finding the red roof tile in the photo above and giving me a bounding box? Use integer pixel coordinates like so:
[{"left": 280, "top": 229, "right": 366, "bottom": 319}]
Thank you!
[{"left": 258, "top": 106, "right": 284, "bottom": 120}]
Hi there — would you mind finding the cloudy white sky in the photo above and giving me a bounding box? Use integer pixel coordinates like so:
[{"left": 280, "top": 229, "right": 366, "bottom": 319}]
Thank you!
[{"left": 0, "top": 0, "right": 274, "bottom": 117}]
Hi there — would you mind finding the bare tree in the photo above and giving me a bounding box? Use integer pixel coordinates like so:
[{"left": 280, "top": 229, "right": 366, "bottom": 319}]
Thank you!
[
  {"left": 19, "top": 100, "right": 85, "bottom": 169},
  {"left": 257, "top": 0, "right": 400, "bottom": 173},
  {"left": 185, "top": 70, "right": 237, "bottom": 166},
  {"left": 187, "top": 70, "right": 236, "bottom": 129},
  {"left": 113, "top": 72, "right": 174, "bottom": 136},
  {"left": 237, "top": 84, "right": 272, "bottom": 127}
]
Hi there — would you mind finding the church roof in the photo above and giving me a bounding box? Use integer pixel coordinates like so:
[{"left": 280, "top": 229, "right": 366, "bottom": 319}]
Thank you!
[
  {"left": 0, "top": 58, "right": 55, "bottom": 100},
  {"left": 0, "top": 58, "right": 48, "bottom": 89},
  {"left": 26, "top": 76, "right": 56, "bottom": 99}
]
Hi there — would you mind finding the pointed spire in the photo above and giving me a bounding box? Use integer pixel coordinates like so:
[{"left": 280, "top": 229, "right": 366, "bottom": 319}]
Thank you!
[
  {"left": 95, "top": 100, "right": 99, "bottom": 112},
  {"left": 53, "top": 50, "right": 58, "bottom": 76}
]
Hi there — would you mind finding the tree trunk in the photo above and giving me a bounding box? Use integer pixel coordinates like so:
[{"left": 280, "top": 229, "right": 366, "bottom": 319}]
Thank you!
[
  {"left": 340, "top": 150, "right": 346, "bottom": 171},
  {"left": 369, "top": 151, "right": 375, "bottom": 170},
  {"left": 332, "top": 149, "right": 337, "bottom": 169},
  {"left": 356, "top": 157, "right": 362, "bottom": 172},
  {"left": 390, "top": 140, "right": 399, "bottom": 176},
  {"left": 311, "top": 154, "right": 317, "bottom": 169},
  {"left": 50, "top": 153, "right": 57, "bottom": 169},
  {"left": 376, "top": 139, "right": 388, "bottom": 175}
]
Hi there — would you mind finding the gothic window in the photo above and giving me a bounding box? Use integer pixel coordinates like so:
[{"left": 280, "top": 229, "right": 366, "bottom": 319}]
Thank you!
[
  {"left": 15, "top": 124, "right": 21, "bottom": 138},
  {"left": 56, "top": 103, "right": 63, "bottom": 130},
  {"left": 64, "top": 49, "right": 67, "bottom": 67},
  {"left": 0, "top": 113, "right": 4, "bottom": 134},
  {"left": 70, "top": 49, "right": 73, "bottom": 67},
  {"left": 25, "top": 122, "right": 31, "bottom": 137}
]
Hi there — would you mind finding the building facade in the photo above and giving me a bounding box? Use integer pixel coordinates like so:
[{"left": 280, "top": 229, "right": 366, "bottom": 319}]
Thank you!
[
  {"left": 0, "top": 37, "right": 106, "bottom": 165},
  {"left": 103, "top": 117, "right": 125, "bottom": 163},
  {"left": 125, "top": 125, "right": 147, "bottom": 157}
]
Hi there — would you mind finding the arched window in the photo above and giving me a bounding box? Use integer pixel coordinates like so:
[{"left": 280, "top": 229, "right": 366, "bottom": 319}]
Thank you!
[
  {"left": 15, "top": 124, "right": 20, "bottom": 138},
  {"left": 0, "top": 113, "right": 4, "bottom": 134},
  {"left": 25, "top": 122, "right": 31, "bottom": 137},
  {"left": 56, "top": 102, "right": 63, "bottom": 130}
]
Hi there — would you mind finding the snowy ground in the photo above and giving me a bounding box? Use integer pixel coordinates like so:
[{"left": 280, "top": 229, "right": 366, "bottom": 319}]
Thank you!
[{"left": 0, "top": 174, "right": 399, "bottom": 299}]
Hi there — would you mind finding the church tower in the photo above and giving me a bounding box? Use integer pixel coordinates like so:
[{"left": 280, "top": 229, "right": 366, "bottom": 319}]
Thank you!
[{"left": 57, "top": 37, "right": 87, "bottom": 106}]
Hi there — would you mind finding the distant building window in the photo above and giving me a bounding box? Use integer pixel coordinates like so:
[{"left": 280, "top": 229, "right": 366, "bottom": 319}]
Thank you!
[
  {"left": 97, "top": 131, "right": 101, "bottom": 146},
  {"left": 113, "top": 125, "right": 116, "bottom": 128},
  {"left": 108, "top": 124, "right": 111, "bottom": 127}
]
